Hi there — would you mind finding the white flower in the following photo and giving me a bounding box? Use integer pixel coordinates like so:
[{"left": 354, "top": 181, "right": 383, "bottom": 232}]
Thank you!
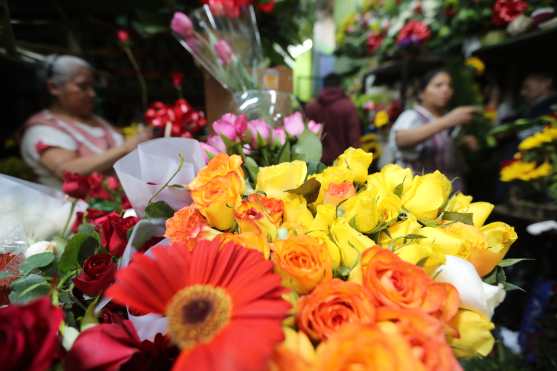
[
  {"left": 434, "top": 255, "right": 506, "bottom": 318},
  {"left": 25, "top": 241, "right": 56, "bottom": 258}
]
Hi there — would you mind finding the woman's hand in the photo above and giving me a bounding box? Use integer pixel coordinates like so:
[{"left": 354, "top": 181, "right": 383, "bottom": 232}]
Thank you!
[
  {"left": 444, "top": 106, "right": 480, "bottom": 127},
  {"left": 124, "top": 127, "right": 153, "bottom": 152}
]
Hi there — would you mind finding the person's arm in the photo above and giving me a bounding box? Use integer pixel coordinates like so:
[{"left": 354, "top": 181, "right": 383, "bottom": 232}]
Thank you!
[
  {"left": 40, "top": 131, "right": 150, "bottom": 177},
  {"left": 395, "top": 106, "right": 478, "bottom": 148}
]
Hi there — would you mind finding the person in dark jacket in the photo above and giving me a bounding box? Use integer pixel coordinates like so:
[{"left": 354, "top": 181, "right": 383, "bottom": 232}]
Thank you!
[{"left": 305, "top": 73, "right": 361, "bottom": 165}]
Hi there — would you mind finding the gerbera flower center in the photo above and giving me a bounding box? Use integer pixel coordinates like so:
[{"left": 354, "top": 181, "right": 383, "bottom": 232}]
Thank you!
[{"left": 166, "top": 284, "right": 232, "bottom": 350}]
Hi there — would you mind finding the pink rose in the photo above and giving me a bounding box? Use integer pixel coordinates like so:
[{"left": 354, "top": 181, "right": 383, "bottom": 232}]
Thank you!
[
  {"left": 272, "top": 127, "right": 286, "bottom": 146},
  {"left": 213, "top": 113, "right": 238, "bottom": 139},
  {"left": 284, "top": 112, "right": 305, "bottom": 137},
  {"left": 247, "top": 119, "right": 271, "bottom": 147},
  {"left": 200, "top": 142, "right": 220, "bottom": 163},
  {"left": 308, "top": 120, "right": 323, "bottom": 135},
  {"left": 207, "top": 135, "right": 227, "bottom": 152},
  {"left": 171, "top": 12, "right": 194, "bottom": 39},
  {"left": 214, "top": 39, "right": 233, "bottom": 65}
]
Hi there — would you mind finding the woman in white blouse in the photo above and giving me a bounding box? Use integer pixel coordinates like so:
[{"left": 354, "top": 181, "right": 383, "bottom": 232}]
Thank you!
[
  {"left": 21, "top": 55, "right": 151, "bottom": 186},
  {"left": 388, "top": 69, "right": 479, "bottom": 190}
]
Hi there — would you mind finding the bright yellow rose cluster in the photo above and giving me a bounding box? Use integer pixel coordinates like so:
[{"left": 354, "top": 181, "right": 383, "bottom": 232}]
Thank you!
[
  {"left": 500, "top": 159, "right": 552, "bottom": 182},
  {"left": 183, "top": 148, "right": 518, "bottom": 360},
  {"left": 518, "top": 126, "right": 557, "bottom": 151}
]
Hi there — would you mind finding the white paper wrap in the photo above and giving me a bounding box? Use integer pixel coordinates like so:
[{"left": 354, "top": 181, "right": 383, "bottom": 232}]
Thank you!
[
  {"left": 0, "top": 174, "right": 85, "bottom": 252},
  {"left": 114, "top": 138, "right": 205, "bottom": 216}
]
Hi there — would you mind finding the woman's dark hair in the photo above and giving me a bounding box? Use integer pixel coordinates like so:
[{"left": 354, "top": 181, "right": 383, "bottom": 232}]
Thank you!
[{"left": 417, "top": 68, "right": 450, "bottom": 92}]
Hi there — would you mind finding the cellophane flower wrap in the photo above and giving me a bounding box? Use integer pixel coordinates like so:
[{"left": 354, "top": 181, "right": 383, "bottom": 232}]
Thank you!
[{"left": 171, "top": 4, "right": 263, "bottom": 92}]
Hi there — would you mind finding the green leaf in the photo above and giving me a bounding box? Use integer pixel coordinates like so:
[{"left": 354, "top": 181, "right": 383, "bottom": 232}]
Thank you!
[
  {"left": 287, "top": 178, "right": 321, "bottom": 204},
  {"left": 81, "top": 297, "right": 100, "bottom": 331},
  {"left": 144, "top": 201, "right": 175, "bottom": 219},
  {"left": 393, "top": 179, "right": 405, "bottom": 197},
  {"left": 306, "top": 161, "right": 326, "bottom": 176},
  {"left": 333, "top": 266, "right": 351, "bottom": 280},
  {"left": 9, "top": 274, "right": 50, "bottom": 303},
  {"left": 403, "top": 234, "right": 426, "bottom": 240},
  {"left": 243, "top": 156, "right": 260, "bottom": 185},
  {"left": 20, "top": 252, "right": 55, "bottom": 275},
  {"left": 442, "top": 211, "right": 474, "bottom": 225},
  {"left": 0, "top": 271, "right": 10, "bottom": 280},
  {"left": 277, "top": 141, "right": 292, "bottom": 163},
  {"left": 88, "top": 200, "right": 120, "bottom": 212},
  {"left": 483, "top": 268, "right": 498, "bottom": 284},
  {"left": 59, "top": 233, "right": 99, "bottom": 274},
  {"left": 292, "top": 130, "right": 323, "bottom": 163},
  {"left": 498, "top": 258, "right": 533, "bottom": 268},
  {"left": 78, "top": 223, "right": 96, "bottom": 235},
  {"left": 503, "top": 282, "right": 525, "bottom": 292},
  {"left": 416, "top": 257, "right": 429, "bottom": 267}
]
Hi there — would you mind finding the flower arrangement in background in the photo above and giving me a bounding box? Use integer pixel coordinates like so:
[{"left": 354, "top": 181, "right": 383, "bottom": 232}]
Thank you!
[
  {"left": 144, "top": 99, "right": 207, "bottom": 138},
  {"left": 201, "top": 112, "right": 323, "bottom": 182},
  {"left": 354, "top": 91, "right": 402, "bottom": 130},
  {"left": 500, "top": 117, "right": 557, "bottom": 200},
  {"left": 202, "top": 0, "right": 276, "bottom": 17}
]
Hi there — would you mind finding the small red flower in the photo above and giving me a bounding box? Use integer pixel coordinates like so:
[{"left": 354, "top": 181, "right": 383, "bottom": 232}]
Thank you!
[
  {"left": 106, "top": 176, "right": 120, "bottom": 191},
  {"left": 258, "top": 0, "right": 275, "bottom": 13},
  {"left": 367, "top": 33, "right": 384, "bottom": 54},
  {"left": 117, "top": 30, "right": 130, "bottom": 43},
  {"left": 62, "top": 172, "right": 90, "bottom": 199},
  {"left": 492, "top": 0, "right": 528, "bottom": 26},
  {"left": 0, "top": 297, "right": 63, "bottom": 371},
  {"left": 88, "top": 172, "right": 112, "bottom": 200},
  {"left": 171, "top": 72, "right": 184, "bottom": 89},
  {"left": 396, "top": 20, "right": 431, "bottom": 47},
  {"left": 74, "top": 254, "right": 117, "bottom": 296}
]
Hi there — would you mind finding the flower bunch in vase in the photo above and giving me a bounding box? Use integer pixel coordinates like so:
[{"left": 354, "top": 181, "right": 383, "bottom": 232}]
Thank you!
[{"left": 144, "top": 99, "right": 207, "bottom": 138}]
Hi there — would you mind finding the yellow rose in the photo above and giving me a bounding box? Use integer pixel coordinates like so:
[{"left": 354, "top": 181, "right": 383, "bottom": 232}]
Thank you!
[
  {"left": 215, "top": 231, "right": 271, "bottom": 259},
  {"left": 445, "top": 193, "right": 494, "bottom": 227},
  {"left": 307, "top": 231, "right": 341, "bottom": 269},
  {"left": 374, "top": 110, "right": 390, "bottom": 128},
  {"left": 189, "top": 153, "right": 244, "bottom": 189},
  {"left": 309, "top": 204, "right": 336, "bottom": 231},
  {"left": 418, "top": 225, "right": 468, "bottom": 257},
  {"left": 323, "top": 182, "right": 356, "bottom": 207},
  {"left": 467, "top": 222, "right": 518, "bottom": 277},
  {"left": 312, "top": 166, "right": 354, "bottom": 205},
  {"left": 333, "top": 147, "right": 373, "bottom": 184},
  {"left": 276, "top": 193, "right": 314, "bottom": 232},
  {"left": 402, "top": 171, "right": 452, "bottom": 221},
  {"left": 339, "top": 189, "right": 380, "bottom": 233},
  {"left": 372, "top": 164, "right": 414, "bottom": 195},
  {"left": 329, "top": 220, "right": 375, "bottom": 268},
  {"left": 395, "top": 243, "right": 446, "bottom": 274},
  {"left": 377, "top": 214, "right": 421, "bottom": 246},
  {"left": 448, "top": 309, "right": 495, "bottom": 358},
  {"left": 256, "top": 161, "right": 307, "bottom": 196}
]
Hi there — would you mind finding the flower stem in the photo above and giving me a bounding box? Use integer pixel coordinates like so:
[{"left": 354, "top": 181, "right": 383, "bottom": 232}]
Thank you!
[
  {"left": 123, "top": 45, "right": 149, "bottom": 110},
  {"left": 62, "top": 200, "right": 77, "bottom": 238},
  {"left": 147, "top": 154, "right": 185, "bottom": 204}
]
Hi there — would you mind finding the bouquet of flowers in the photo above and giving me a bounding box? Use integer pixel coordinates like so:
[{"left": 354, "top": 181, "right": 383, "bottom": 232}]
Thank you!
[
  {"left": 355, "top": 92, "right": 402, "bottom": 130},
  {"left": 171, "top": 3, "right": 263, "bottom": 92},
  {"left": 500, "top": 116, "right": 557, "bottom": 200},
  {"left": 201, "top": 112, "right": 323, "bottom": 182},
  {"left": 1, "top": 141, "right": 521, "bottom": 370},
  {"left": 144, "top": 99, "right": 208, "bottom": 138}
]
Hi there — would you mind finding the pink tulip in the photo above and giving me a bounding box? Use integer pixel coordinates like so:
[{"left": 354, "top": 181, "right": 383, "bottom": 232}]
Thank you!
[
  {"left": 234, "top": 115, "right": 248, "bottom": 137},
  {"left": 308, "top": 120, "right": 323, "bottom": 135},
  {"left": 247, "top": 119, "right": 271, "bottom": 147},
  {"left": 207, "top": 134, "right": 227, "bottom": 152},
  {"left": 214, "top": 39, "right": 233, "bottom": 66},
  {"left": 212, "top": 113, "right": 239, "bottom": 140},
  {"left": 284, "top": 112, "right": 305, "bottom": 137},
  {"left": 272, "top": 127, "right": 286, "bottom": 146},
  {"left": 171, "top": 12, "right": 194, "bottom": 39}
]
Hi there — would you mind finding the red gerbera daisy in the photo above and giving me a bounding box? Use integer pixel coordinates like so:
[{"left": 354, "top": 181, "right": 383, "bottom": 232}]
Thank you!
[{"left": 106, "top": 239, "right": 290, "bottom": 371}]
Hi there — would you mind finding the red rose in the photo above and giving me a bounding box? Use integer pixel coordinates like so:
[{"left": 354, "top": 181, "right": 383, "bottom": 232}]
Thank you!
[
  {"left": 87, "top": 208, "right": 111, "bottom": 224},
  {"left": 106, "top": 176, "right": 120, "bottom": 191},
  {"left": 0, "top": 297, "right": 63, "bottom": 371},
  {"left": 492, "top": 0, "right": 528, "bottom": 26},
  {"left": 97, "top": 213, "right": 139, "bottom": 257},
  {"left": 367, "top": 33, "right": 384, "bottom": 54},
  {"left": 171, "top": 72, "right": 184, "bottom": 89},
  {"left": 71, "top": 211, "right": 85, "bottom": 234},
  {"left": 74, "top": 254, "right": 117, "bottom": 296},
  {"left": 117, "top": 30, "right": 130, "bottom": 43},
  {"left": 62, "top": 172, "right": 90, "bottom": 199},
  {"left": 396, "top": 20, "right": 431, "bottom": 47},
  {"left": 88, "top": 172, "right": 111, "bottom": 200},
  {"left": 258, "top": 0, "right": 275, "bottom": 13}
]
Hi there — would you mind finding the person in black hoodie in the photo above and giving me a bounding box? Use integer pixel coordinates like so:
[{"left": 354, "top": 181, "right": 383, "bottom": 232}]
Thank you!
[
  {"left": 305, "top": 73, "right": 361, "bottom": 165},
  {"left": 518, "top": 71, "right": 557, "bottom": 139}
]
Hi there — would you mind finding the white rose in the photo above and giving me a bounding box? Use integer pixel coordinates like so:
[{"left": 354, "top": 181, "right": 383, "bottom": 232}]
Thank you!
[
  {"left": 25, "top": 241, "right": 56, "bottom": 258},
  {"left": 434, "top": 255, "right": 505, "bottom": 318}
]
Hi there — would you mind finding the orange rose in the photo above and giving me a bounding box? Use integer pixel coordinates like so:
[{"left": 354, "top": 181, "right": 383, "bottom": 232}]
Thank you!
[
  {"left": 297, "top": 278, "right": 375, "bottom": 341},
  {"left": 361, "top": 246, "right": 459, "bottom": 322},
  {"left": 315, "top": 322, "right": 426, "bottom": 371},
  {"left": 234, "top": 193, "right": 284, "bottom": 240},
  {"left": 323, "top": 182, "right": 356, "bottom": 206},
  {"left": 164, "top": 206, "right": 213, "bottom": 250},
  {"left": 189, "top": 153, "right": 245, "bottom": 230},
  {"left": 272, "top": 235, "right": 332, "bottom": 294},
  {"left": 377, "top": 308, "right": 462, "bottom": 371},
  {"left": 189, "top": 153, "right": 244, "bottom": 189},
  {"left": 214, "top": 231, "right": 270, "bottom": 258}
]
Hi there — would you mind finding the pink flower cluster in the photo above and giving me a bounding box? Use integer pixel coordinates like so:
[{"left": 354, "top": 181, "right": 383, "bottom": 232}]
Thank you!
[{"left": 201, "top": 112, "right": 322, "bottom": 157}]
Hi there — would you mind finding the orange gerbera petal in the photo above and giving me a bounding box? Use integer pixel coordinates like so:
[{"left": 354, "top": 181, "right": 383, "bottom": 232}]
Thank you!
[{"left": 107, "top": 239, "right": 290, "bottom": 371}]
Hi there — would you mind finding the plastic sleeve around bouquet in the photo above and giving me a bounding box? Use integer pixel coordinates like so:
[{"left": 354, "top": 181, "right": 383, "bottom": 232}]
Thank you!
[
  {"left": 173, "top": 5, "right": 263, "bottom": 92},
  {"left": 0, "top": 174, "right": 86, "bottom": 251},
  {"left": 113, "top": 138, "right": 205, "bottom": 217}
]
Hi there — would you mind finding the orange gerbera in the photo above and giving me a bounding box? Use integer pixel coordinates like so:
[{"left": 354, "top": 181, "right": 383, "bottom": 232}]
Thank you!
[{"left": 107, "top": 239, "right": 290, "bottom": 371}]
